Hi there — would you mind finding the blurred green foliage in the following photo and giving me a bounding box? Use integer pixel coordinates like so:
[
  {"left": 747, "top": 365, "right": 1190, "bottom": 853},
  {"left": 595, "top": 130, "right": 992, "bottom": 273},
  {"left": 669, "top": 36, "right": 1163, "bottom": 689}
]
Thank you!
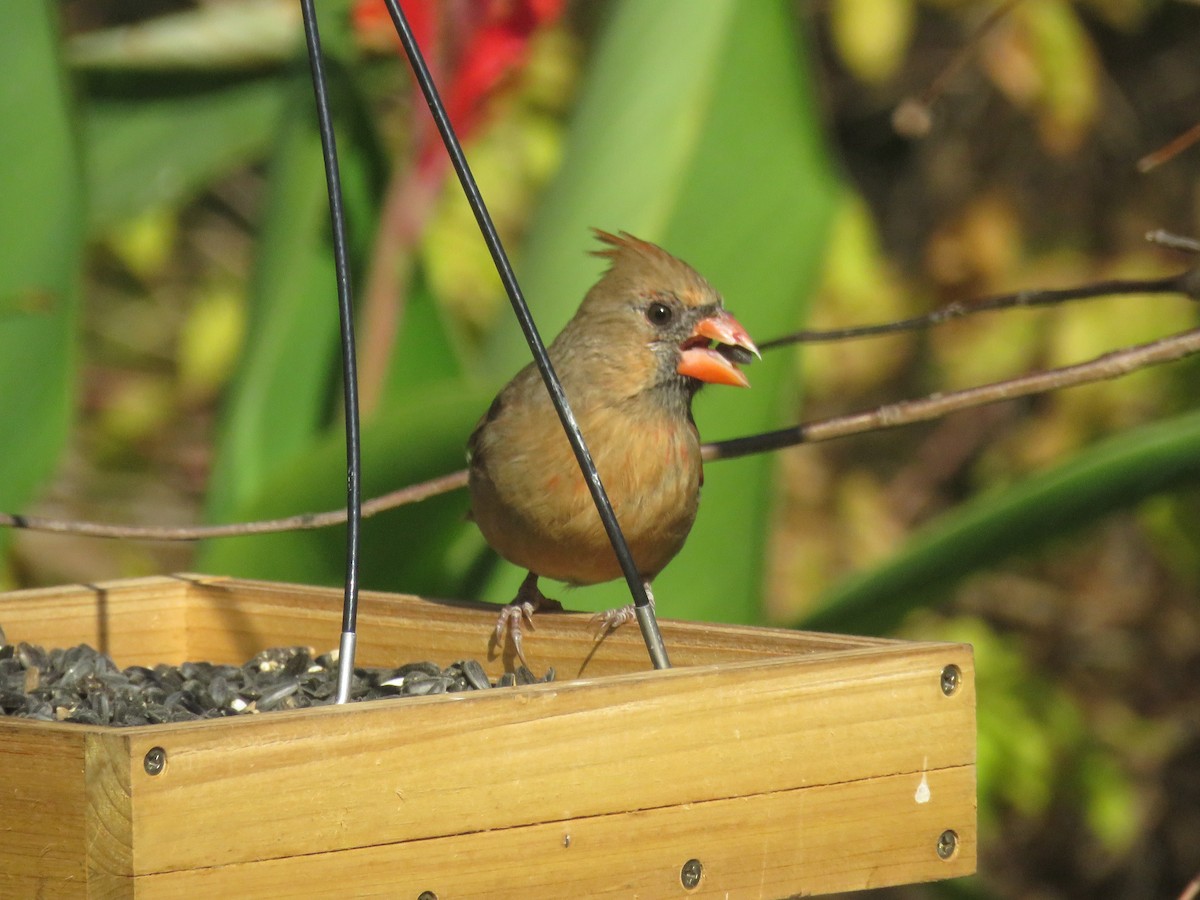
[
  {"left": 3, "top": 1, "right": 1200, "bottom": 896},
  {"left": 195, "top": 0, "right": 842, "bottom": 615},
  {"left": 0, "top": 6, "right": 84, "bottom": 566}
]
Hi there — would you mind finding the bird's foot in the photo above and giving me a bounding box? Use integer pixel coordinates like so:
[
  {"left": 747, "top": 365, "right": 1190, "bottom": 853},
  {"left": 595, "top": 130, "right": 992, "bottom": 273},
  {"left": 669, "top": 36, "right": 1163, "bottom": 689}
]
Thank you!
[
  {"left": 492, "top": 573, "right": 562, "bottom": 666},
  {"left": 590, "top": 583, "right": 655, "bottom": 639}
]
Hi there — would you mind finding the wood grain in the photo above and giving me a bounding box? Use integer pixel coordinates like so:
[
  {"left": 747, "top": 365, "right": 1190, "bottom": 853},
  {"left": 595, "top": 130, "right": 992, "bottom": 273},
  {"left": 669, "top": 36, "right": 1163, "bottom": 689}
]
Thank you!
[
  {"left": 0, "top": 576, "right": 977, "bottom": 898},
  {"left": 114, "top": 766, "right": 976, "bottom": 898},
  {"left": 0, "top": 576, "right": 191, "bottom": 665},
  {"left": 0, "top": 723, "right": 88, "bottom": 896},
  {"left": 2, "top": 574, "right": 891, "bottom": 675},
  {"left": 174, "top": 574, "right": 894, "bottom": 678},
  {"left": 85, "top": 733, "right": 134, "bottom": 894},
  {"left": 110, "top": 642, "right": 973, "bottom": 876}
]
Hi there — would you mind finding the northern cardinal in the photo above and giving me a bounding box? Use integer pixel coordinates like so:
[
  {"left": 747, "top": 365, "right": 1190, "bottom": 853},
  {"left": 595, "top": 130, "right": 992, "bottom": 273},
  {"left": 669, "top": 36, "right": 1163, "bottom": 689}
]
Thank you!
[{"left": 467, "top": 230, "right": 758, "bottom": 663}]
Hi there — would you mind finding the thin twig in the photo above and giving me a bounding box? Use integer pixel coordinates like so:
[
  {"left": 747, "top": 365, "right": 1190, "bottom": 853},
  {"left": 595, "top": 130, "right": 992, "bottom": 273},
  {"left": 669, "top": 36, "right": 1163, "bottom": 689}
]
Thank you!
[
  {"left": 5, "top": 328, "right": 1200, "bottom": 542},
  {"left": 0, "top": 469, "right": 468, "bottom": 541},
  {"left": 1146, "top": 230, "right": 1200, "bottom": 255},
  {"left": 892, "top": 0, "right": 1024, "bottom": 138},
  {"left": 1137, "top": 120, "right": 1200, "bottom": 173},
  {"left": 1179, "top": 870, "right": 1200, "bottom": 900},
  {"left": 760, "top": 266, "right": 1198, "bottom": 349},
  {"left": 705, "top": 327, "right": 1200, "bottom": 461}
]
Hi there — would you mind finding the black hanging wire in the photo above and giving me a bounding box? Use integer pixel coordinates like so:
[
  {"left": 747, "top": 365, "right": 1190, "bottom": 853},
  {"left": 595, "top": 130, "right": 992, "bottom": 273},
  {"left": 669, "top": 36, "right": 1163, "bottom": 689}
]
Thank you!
[
  {"left": 380, "top": 0, "right": 671, "bottom": 670},
  {"left": 298, "top": 0, "right": 363, "bottom": 703}
]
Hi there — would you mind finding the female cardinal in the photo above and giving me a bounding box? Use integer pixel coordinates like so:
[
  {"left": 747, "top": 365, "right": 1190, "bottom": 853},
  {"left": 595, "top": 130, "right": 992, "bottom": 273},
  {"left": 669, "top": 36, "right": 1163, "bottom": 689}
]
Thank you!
[{"left": 467, "top": 230, "right": 758, "bottom": 662}]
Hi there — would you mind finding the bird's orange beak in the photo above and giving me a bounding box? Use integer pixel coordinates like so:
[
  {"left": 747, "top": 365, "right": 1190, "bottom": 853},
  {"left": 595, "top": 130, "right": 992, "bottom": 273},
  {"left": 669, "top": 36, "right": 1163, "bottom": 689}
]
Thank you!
[{"left": 676, "top": 310, "right": 759, "bottom": 388}]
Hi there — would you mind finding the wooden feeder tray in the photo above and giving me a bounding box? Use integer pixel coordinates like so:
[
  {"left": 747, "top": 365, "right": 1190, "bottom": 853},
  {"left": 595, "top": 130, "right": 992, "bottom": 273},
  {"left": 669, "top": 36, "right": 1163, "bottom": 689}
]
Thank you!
[{"left": 0, "top": 575, "right": 976, "bottom": 898}]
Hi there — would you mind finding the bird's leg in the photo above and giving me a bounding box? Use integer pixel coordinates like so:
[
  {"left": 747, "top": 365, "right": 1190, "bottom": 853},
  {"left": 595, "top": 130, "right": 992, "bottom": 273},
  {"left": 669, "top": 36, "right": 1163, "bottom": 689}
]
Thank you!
[
  {"left": 590, "top": 582, "right": 655, "bottom": 638},
  {"left": 492, "top": 571, "right": 563, "bottom": 666}
]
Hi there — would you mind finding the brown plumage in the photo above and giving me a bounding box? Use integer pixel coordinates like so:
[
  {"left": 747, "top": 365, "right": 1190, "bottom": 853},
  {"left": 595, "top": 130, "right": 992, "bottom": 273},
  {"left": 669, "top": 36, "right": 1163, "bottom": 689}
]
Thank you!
[{"left": 467, "top": 230, "right": 757, "bottom": 662}]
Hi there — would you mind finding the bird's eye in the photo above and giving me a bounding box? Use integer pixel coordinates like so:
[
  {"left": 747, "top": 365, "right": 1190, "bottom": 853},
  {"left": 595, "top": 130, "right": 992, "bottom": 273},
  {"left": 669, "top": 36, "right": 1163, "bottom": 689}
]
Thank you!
[{"left": 646, "top": 302, "right": 673, "bottom": 326}]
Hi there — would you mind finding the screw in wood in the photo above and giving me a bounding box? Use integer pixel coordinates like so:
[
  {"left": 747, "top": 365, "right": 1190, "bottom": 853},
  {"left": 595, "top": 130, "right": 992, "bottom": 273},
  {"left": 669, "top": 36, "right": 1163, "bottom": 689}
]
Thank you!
[
  {"left": 940, "top": 664, "right": 961, "bottom": 696},
  {"left": 936, "top": 829, "right": 958, "bottom": 860},
  {"left": 143, "top": 746, "right": 166, "bottom": 776},
  {"left": 680, "top": 858, "right": 703, "bottom": 889}
]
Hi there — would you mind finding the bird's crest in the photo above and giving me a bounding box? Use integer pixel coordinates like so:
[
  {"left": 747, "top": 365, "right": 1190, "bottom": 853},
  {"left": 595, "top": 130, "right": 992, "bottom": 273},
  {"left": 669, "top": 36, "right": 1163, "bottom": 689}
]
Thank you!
[
  {"left": 589, "top": 229, "right": 715, "bottom": 305},
  {"left": 591, "top": 229, "right": 677, "bottom": 265}
]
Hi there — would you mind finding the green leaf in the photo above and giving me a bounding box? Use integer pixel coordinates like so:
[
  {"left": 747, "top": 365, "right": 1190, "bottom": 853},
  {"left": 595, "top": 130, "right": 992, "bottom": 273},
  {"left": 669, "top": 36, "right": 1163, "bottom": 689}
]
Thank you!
[
  {"left": 0, "top": 3, "right": 83, "bottom": 552},
  {"left": 198, "top": 381, "right": 489, "bottom": 597},
  {"left": 199, "top": 35, "right": 466, "bottom": 577},
  {"left": 477, "top": 0, "right": 838, "bottom": 623},
  {"left": 83, "top": 74, "right": 289, "bottom": 232},
  {"left": 204, "top": 78, "right": 378, "bottom": 522},
  {"left": 376, "top": 271, "right": 468, "bottom": 411},
  {"left": 803, "top": 407, "right": 1200, "bottom": 634},
  {"left": 69, "top": 0, "right": 301, "bottom": 71}
]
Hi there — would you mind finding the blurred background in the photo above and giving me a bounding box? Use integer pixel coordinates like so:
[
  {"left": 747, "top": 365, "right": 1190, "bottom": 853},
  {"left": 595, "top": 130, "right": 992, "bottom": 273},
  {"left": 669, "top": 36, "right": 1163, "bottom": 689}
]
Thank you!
[{"left": 2, "top": 1, "right": 1199, "bottom": 896}]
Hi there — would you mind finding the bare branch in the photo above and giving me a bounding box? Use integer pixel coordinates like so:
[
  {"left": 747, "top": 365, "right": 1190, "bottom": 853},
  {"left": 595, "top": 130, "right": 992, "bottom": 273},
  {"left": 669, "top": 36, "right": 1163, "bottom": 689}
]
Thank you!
[
  {"left": 5, "top": 328, "right": 1200, "bottom": 542},
  {"left": 1179, "top": 870, "right": 1200, "bottom": 900},
  {"left": 1146, "top": 230, "right": 1200, "bottom": 255},
  {"left": 0, "top": 469, "right": 468, "bottom": 541},
  {"left": 705, "top": 327, "right": 1200, "bottom": 462},
  {"left": 760, "top": 267, "right": 1198, "bottom": 349},
  {"left": 892, "top": 0, "right": 1025, "bottom": 139},
  {"left": 1137, "top": 120, "right": 1200, "bottom": 173}
]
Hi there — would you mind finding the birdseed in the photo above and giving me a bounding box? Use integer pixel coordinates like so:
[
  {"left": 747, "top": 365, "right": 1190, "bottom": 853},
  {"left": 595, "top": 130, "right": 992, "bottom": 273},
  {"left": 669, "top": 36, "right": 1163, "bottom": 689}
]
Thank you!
[{"left": 0, "top": 634, "right": 554, "bottom": 726}]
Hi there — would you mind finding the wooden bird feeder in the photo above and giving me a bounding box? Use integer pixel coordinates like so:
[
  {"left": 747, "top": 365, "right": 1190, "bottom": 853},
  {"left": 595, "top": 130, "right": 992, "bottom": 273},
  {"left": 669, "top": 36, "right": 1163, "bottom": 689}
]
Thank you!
[{"left": 0, "top": 574, "right": 975, "bottom": 897}]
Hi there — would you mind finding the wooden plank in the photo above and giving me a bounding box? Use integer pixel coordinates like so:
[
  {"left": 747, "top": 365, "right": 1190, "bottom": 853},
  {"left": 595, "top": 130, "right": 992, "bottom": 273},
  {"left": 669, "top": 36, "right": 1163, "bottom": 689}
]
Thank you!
[
  {"left": 0, "top": 722, "right": 88, "bottom": 895},
  {"left": 125, "top": 765, "right": 975, "bottom": 898},
  {"left": 0, "top": 576, "right": 976, "bottom": 895},
  {"left": 0, "top": 573, "right": 895, "bottom": 676},
  {"left": 86, "top": 732, "right": 135, "bottom": 895},
  {"left": 176, "top": 575, "right": 892, "bottom": 679},
  {"left": 117, "top": 642, "right": 973, "bottom": 875},
  {"left": 0, "top": 576, "right": 190, "bottom": 666}
]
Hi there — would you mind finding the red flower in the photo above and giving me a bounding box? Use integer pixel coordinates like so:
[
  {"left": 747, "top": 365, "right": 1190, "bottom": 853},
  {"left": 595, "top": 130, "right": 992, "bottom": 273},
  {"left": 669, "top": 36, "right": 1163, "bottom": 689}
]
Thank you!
[{"left": 352, "top": 0, "right": 565, "bottom": 156}]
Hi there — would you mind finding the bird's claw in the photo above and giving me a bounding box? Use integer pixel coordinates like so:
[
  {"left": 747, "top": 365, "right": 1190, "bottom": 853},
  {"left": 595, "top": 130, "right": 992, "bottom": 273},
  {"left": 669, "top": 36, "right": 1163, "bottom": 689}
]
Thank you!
[
  {"left": 491, "top": 573, "right": 564, "bottom": 666},
  {"left": 590, "top": 583, "right": 655, "bottom": 641},
  {"left": 492, "top": 600, "right": 538, "bottom": 639},
  {"left": 493, "top": 601, "right": 538, "bottom": 667},
  {"left": 589, "top": 604, "right": 637, "bottom": 638}
]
